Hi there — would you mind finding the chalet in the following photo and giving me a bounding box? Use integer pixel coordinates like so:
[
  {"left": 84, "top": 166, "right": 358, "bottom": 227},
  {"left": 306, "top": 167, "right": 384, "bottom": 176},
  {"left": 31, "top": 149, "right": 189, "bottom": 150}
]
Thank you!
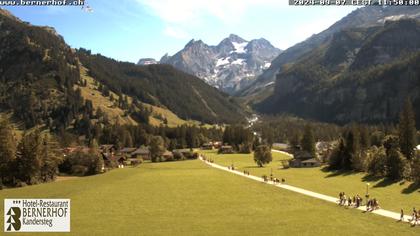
[
  {"left": 201, "top": 143, "right": 214, "bottom": 150},
  {"left": 219, "top": 145, "right": 234, "bottom": 154},
  {"left": 162, "top": 151, "right": 174, "bottom": 160},
  {"left": 213, "top": 141, "right": 222, "bottom": 149},
  {"left": 173, "top": 149, "right": 192, "bottom": 156},
  {"left": 120, "top": 147, "right": 137, "bottom": 158},
  {"left": 300, "top": 158, "right": 321, "bottom": 167},
  {"left": 131, "top": 148, "right": 151, "bottom": 160},
  {"left": 289, "top": 150, "right": 320, "bottom": 168},
  {"left": 162, "top": 151, "right": 174, "bottom": 161}
]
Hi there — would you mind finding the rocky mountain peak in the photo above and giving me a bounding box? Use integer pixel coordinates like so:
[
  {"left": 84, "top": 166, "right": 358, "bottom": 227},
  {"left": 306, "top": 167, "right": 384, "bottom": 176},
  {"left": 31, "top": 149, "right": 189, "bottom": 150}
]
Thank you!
[
  {"left": 227, "top": 34, "right": 247, "bottom": 43},
  {"left": 153, "top": 34, "right": 282, "bottom": 94}
]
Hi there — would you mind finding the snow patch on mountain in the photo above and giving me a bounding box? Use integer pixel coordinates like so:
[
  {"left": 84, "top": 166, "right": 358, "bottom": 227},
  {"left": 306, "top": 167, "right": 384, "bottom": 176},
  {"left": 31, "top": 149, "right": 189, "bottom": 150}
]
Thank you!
[
  {"left": 148, "top": 34, "right": 282, "bottom": 94},
  {"left": 232, "top": 42, "right": 248, "bottom": 54}
]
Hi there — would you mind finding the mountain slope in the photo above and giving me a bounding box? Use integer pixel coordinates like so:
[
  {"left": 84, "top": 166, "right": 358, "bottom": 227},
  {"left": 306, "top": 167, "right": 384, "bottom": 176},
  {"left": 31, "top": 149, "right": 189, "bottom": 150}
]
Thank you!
[
  {"left": 0, "top": 8, "right": 244, "bottom": 130},
  {"left": 240, "top": 6, "right": 420, "bottom": 102},
  {"left": 256, "top": 19, "right": 420, "bottom": 126},
  {"left": 0, "top": 8, "right": 82, "bottom": 129},
  {"left": 77, "top": 50, "right": 245, "bottom": 124},
  {"left": 147, "top": 34, "right": 282, "bottom": 94}
]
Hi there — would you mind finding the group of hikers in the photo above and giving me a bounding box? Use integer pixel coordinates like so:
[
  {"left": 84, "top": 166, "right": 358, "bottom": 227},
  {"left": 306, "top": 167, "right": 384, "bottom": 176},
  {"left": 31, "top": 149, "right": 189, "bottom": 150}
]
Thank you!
[
  {"left": 261, "top": 174, "right": 285, "bottom": 184},
  {"left": 202, "top": 155, "right": 420, "bottom": 227},
  {"left": 402, "top": 208, "right": 420, "bottom": 226},
  {"left": 201, "top": 155, "right": 214, "bottom": 163},
  {"left": 338, "top": 192, "right": 380, "bottom": 210}
]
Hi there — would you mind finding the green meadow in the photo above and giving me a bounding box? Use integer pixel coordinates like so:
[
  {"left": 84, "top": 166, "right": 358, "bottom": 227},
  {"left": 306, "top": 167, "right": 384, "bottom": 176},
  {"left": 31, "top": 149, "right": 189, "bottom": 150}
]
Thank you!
[
  {"left": 201, "top": 150, "right": 420, "bottom": 213},
  {"left": 1, "top": 159, "right": 419, "bottom": 235}
]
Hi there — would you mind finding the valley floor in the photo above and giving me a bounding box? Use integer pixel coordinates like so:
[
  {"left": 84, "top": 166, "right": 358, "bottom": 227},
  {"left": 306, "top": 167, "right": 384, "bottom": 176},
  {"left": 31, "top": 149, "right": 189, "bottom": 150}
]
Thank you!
[
  {"left": 200, "top": 150, "right": 420, "bottom": 213},
  {"left": 0, "top": 159, "right": 419, "bottom": 235}
]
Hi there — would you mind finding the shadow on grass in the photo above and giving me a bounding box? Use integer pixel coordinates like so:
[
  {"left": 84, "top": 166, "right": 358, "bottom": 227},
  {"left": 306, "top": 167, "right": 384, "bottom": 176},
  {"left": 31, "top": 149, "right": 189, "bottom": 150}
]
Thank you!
[
  {"left": 372, "top": 178, "right": 400, "bottom": 188},
  {"left": 361, "top": 174, "right": 383, "bottom": 183},
  {"left": 321, "top": 167, "right": 359, "bottom": 178},
  {"left": 243, "top": 166, "right": 263, "bottom": 169},
  {"left": 401, "top": 183, "right": 420, "bottom": 194}
]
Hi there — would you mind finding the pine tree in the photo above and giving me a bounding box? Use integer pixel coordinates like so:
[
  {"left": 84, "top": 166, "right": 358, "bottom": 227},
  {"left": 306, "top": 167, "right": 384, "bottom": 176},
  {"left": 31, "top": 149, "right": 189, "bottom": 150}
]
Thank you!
[
  {"left": 384, "top": 136, "right": 406, "bottom": 180},
  {"left": 39, "top": 134, "right": 62, "bottom": 182},
  {"left": 398, "top": 99, "right": 417, "bottom": 160},
  {"left": 0, "top": 119, "right": 17, "bottom": 184},
  {"left": 301, "top": 125, "right": 316, "bottom": 159},
  {"left": 342, "top": 128, "right": 360, "bottom": 170},
  {"left": 16, "top": 131, "right": 43, "bottom": 184}
]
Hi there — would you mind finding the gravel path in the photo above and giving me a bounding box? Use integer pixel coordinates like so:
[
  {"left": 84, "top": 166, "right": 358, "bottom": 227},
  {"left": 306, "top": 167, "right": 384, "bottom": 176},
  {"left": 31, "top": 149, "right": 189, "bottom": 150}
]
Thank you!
[{"left": 200, "top": 156, "right": 417, "bottom": 224}]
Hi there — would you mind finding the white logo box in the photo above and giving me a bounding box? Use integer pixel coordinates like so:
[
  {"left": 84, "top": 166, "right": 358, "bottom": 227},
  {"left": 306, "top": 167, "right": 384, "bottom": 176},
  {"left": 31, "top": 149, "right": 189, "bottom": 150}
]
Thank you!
[{"left": 4, "top": 199, "right": 70, "bottom": 232}]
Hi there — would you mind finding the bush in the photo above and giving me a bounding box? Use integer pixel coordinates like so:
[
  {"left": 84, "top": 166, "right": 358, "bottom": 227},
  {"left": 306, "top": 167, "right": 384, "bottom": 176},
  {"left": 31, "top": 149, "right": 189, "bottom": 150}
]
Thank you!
[
  {"left": 14, "top": 180, "right": 27, "bottom": 188},
  {"left": 173, "top": 152, "right": 184, "bottom": 161},
  {"left": 59, "top": 151, "right": 103, "bottom": 176},
  {"left": 71, "top": 165, "right": 89, "bottom": 176}
]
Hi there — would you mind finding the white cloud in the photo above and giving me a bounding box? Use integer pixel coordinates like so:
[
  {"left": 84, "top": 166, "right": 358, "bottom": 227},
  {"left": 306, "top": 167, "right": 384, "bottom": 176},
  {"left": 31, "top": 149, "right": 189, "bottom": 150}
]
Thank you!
[{"left": 163, "top": 26, "right": 190, "bottom": 39}]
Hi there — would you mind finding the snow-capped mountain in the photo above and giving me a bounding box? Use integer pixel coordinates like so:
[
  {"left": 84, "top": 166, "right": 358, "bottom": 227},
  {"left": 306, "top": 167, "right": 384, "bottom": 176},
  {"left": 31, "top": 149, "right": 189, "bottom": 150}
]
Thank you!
[{"left": 139, "top": 34, "right": 282, "bottom": 94}]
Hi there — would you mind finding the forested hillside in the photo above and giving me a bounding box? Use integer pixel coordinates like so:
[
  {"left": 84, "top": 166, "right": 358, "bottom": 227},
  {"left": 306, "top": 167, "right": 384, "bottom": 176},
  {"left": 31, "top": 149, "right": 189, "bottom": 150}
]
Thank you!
[
  {"left": 0, "top": 8, "right": 244, "bottom": 134},
  {"left": 76, "top": 50, "right": 244, "bottom": 124},
  {"left": 0, "top": 8, "right": 82, "bottom": 130},
  {"left": 256, "top": 19, "right": 420, "bottom": 127}
]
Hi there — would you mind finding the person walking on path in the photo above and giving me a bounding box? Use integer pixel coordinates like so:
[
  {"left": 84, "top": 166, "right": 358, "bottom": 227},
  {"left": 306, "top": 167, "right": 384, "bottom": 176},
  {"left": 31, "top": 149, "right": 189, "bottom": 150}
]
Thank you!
[{"left": 400, "top": 209, "right": 404, "bottom": 222}]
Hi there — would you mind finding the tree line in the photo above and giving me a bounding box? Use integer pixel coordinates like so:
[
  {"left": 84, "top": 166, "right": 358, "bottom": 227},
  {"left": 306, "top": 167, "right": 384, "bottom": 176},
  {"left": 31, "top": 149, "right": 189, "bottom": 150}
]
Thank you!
[{"left": 327, "top": 99, "right": 420, "bottom": 183}]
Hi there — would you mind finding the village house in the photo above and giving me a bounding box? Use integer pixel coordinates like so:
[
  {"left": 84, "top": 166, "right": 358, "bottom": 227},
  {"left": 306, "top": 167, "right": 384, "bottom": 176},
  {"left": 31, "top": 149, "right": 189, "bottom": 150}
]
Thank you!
[
  {"left": 131, "top": 147, "right": 151, "bottom": 160},
  {"left": 162, "top": 150, "right": 174, "bottom": 161},
  {"left": 201, "top": 142, "right": 214, "bottom": 150},
  {"left": 219, "top": 145, "right": 234, "bottom": 154},
  {"left": 213, "top": 141, "right": 222, "bottom": 149},
  {"left": 173, "top": 149, "right": 192, "bottom": 156},
  {"left": 289, "top": 149, "right": 321, "bottom": 168},
  {"left": 119, "top": 147, "right": 137, "bottom": 158}
]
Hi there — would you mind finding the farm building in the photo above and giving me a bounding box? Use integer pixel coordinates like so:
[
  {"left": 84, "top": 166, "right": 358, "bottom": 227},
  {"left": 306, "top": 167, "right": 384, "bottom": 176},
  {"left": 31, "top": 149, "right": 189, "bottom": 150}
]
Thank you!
[
  {"left": 289, "top": 150, "right": 320, "bottom": 168},
  {"left": 162, "top": 151, "right": 174, "bottom": 160},
  {"left": 219, "top": 146, "right": 234, "bottom": 154},
  {"left": 201, "top": 143, "right": 214, "bottom": 150},
  {"left": 131, "top": 148, "right": 151, "bottom": 160},
  {"left": 120, "top": 148, "right": 137, "bottom": 158}
]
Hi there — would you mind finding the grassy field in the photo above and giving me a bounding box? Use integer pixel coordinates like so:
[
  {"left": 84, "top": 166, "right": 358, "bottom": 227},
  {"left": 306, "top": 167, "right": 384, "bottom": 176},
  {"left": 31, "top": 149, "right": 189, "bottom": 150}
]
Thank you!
[
  {"left": 201, "top": 150, "right": 420, "bottom": 212},
  {"left": 1, "top": 160, "right": 419, "bottom": 235}
]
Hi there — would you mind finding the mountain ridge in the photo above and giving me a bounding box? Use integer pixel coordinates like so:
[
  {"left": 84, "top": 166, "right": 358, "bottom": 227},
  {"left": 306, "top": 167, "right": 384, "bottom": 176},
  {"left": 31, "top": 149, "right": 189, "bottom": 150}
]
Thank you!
[
  {"left": 239, "top": 6, "right": 420, "bottom": 101},
  {"left": 138, "top": 34, "right": 282, "bottom": 94},
  {"left": 255, "top": 18, "right": 420, "bottom": 126}
]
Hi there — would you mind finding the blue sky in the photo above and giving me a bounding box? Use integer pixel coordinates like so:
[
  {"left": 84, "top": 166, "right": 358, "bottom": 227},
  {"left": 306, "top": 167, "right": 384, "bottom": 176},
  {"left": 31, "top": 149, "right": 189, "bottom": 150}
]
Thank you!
[{"left": 4, "top": 0, "right": 358, "bottom": 63}]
